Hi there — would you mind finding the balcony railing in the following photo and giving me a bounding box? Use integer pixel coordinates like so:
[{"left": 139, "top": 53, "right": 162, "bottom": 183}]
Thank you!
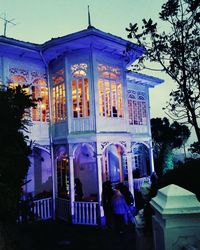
[
  {"left": 73, "top": 201, "right": 98, "bottom": 226},
  {"left": 17, "top": 198, "right": 99, "bottom": 226}
]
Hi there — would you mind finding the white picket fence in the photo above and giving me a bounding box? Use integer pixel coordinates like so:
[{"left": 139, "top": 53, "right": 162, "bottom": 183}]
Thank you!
[
  {"left": 73, "top": 201, "right": 98, "bottom": 226},
  {"left": 17, "top": 197, "right": 53, "bottom": 222},
  {"left": 18, "top": 198, "right": 99, "bottom": 226},
  {"left": 33, "top": 197, "right": 53, "bottom": 220}
]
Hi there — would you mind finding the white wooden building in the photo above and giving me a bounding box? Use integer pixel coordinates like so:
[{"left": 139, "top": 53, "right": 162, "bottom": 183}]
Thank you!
[{"left": 0, "top": 25, "right": 163, "bottom": 225}]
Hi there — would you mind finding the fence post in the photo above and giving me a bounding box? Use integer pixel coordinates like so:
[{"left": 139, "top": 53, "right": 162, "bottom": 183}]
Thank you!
[{"left": 150, "top": 184, "right": 200, "bottom": 250}]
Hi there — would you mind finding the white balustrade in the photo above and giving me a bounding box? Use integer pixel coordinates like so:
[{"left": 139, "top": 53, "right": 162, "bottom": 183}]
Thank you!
[
  {"left": 17, "top": 197, "right": 53, "bottom": 223},
  {"left": 32, "top": 197, "right": 53, "bottom": 220},
  {"left": 74, "top": 201, "right": 98, "bottom": 225},
  {"left": 17, "top": 198, "right": 99, "bottom": 226}
]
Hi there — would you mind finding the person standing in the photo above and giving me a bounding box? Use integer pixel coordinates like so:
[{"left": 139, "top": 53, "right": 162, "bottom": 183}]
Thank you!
[
  {"left": 111, "top": 189, "right": 129, "bottom": 233},
  {"left": 74, "top": 178, "right": 83, "bottom": 201},
  {"left": 117, "top": 183, "right": 135, "bottom": 224},
  {"left": 102, "top": 181, "right": 114, "bottom": 229}
]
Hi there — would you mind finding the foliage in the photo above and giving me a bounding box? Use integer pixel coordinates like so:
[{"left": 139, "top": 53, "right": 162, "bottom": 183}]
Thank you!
[
  {"left": 158, "top": 158, "right": 200, "bottom": 201},
  {"left": 126, "top": 0, "right": 200, "bottom": 144},
  {"left": 189, "top": 141, "right": 200, "bottom": 155},
  {"left": 151, "top": 117, "right": 190, "bottom": 176},
  {"left": 0, "top": 85, "right": 36, "bottom": 223}
]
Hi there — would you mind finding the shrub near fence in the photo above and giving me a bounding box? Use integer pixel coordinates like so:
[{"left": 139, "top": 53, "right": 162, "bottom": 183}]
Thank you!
[{"left": 18, "top": 197, "right": 53, "bottom": 222}]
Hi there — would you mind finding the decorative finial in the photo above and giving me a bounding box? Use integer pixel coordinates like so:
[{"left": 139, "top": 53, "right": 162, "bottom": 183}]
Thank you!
[{"left": 87, "top": 5, "right": 92, "bottom": 29}]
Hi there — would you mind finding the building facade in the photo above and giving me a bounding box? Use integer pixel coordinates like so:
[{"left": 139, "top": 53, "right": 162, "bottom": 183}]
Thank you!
[{"left": 0, "top": 26, "right": 163, "bottom": 224}]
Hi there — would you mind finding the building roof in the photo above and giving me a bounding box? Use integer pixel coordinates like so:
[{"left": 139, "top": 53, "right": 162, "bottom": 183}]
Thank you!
[
  {"left": 127, "top": 71, "right": 164, "bottom": 87},
  {"left": 0, "top": 26, "right": 145, "bottom": 64}
]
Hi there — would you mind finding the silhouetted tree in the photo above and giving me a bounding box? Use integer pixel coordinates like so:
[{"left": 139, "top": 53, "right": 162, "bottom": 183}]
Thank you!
[
  {"left": 0, "top": 85, "right": 36, "bottom": 221},
  {"left": 126, "top": 0, "right": 200, "bottom": 149},
  {"left": 159, "top": 158, "right": 200, "bottom": 201},
  {"left": 0, "top": 84, "right": 36, "bottom": 247},
  {"left": 151, "top": 117, "right": 190, "bottom": 176}
]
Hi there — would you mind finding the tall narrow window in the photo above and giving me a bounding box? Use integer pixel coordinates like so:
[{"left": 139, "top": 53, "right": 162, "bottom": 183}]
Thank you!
[
  {"left": 97, "top": 64, "right": 123, "bottom": 118},
  {"left": 52, "top": 69, "right": 66, "bottom": 122},
  {"left": 71, "top": 63, "right": 90, "bottom": 118},
  {"left": 128, "top": 90, "right": 147, "bottom": 125},
  {"left": 32, "top": 79, "right": 49, "bottom": 122}
]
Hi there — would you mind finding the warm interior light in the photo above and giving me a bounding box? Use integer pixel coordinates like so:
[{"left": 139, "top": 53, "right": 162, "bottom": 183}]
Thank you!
[{"left": 41, "top": 103, "right": 46, "bottom": 109}]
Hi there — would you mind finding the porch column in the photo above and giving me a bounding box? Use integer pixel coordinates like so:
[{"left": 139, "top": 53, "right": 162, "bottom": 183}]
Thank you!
[
  {"left": 149, "top": 141, "right": 155, "bottom": 174},
  {"left": 69, "top": 155, "right": 75, "bottom": 222},
  {"left": 127, "top": 152, "right": 134, "bottom": 200},
  {"left": 97, "top": 154, "right": 104, "bottom": 223}
]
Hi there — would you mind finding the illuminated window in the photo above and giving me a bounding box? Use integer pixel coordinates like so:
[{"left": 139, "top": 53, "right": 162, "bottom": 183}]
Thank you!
[
  {"left": 71, "top": 63, "right": 90, "bottom": 118},
  {"left": 52, "top": 69, "right": 66, "bottom": 122},
  {"left": 98, "top": 64, "right": 123, "bottom": 118},
  {"left": 8, "top": 67, "right": 49, "bottom": 122},
  {"left": 32, "top": 79, "right": 49, "bottom": 122},
  {"left": 128, "top": 90, "right": 147, "bottom": 125}
]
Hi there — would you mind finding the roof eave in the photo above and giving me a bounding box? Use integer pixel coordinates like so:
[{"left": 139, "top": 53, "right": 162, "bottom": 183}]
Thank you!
[{"left": 127, "top": 71, "right": 164, "bottom": 87}]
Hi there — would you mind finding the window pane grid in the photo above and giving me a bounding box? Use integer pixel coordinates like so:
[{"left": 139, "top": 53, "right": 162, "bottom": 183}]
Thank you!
[
  {"left": 98, "top": 79, "right": 123, "bottom": 118},
  {"left": 52, "top": 69, "right": 66, "bottom": 123},
  {"left": 9, "top": 77, "right": 49, "bottom": 122},
  {"left": 128, "top": 91, "right": 147, "bottom": 126},
  {"left": 72, "top": 78, "right": 90, "bottom": 118}
]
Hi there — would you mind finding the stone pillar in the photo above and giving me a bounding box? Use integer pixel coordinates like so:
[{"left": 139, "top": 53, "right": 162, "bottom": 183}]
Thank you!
[
  {"left": 126, "top": 152, "right": 134, "bottom": 199},
  {"left": 150, "top": 184, "right": 200, "bottom": 250},
  {"left": 69, "top": 155, "right": 75, "bottom": 222},
  {"left": 97, "top": 154, "right": 104, "bottom": 225}
]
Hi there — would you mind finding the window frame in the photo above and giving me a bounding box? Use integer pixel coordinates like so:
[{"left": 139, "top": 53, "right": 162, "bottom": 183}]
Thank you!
[
  {"left": 128, "top": 90, "right": 147, "bottom": 126},
  {"left": 8, "top": 67, "right": 49, "bottom": 123},
  {"left": 71, "top": 63, "right": 90, "bottom": 119},
  {"left": 52, "top": 68, "right": 67, "bottom": 123},
  {"left": 97, "top": 63, "right": 123, "bottom": 118}
]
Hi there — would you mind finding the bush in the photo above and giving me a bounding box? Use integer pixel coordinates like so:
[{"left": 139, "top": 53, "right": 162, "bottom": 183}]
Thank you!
[{"left": 158, "top": 158, "right": 200, "bottom": 201}]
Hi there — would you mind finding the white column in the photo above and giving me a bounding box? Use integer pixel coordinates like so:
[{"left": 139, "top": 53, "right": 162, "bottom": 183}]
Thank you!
[
  {"left": 149, "top": 141, "right": 155, "bottom": 174},
  {"left": 69, "top": 155, "right": 75, "bottom": 222},
  {"left": 97, "top": 154, "right": 104, "bottom": 219},
  {"left": 51, "top": 155, "right": 56, "bottom": 220},
  {"left": 127, "top": 152, "right": 134, "bottom": 200}
]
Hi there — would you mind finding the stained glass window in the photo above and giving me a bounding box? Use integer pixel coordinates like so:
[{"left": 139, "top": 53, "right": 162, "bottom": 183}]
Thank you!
[
  {"left": 97, "top": 64, "right": 121, "bottom": 79},
  {"left": 98, "top": 64, "right": 123, "bottom": 118},
  {"left": 128, "top": 90, "right": 147, "bottom": 125},
  {"left": 71, "top": 63, "right": 87, "bottom": 78},
  {"left": 52, "top": 69, "right": 66, "bottom": 122},
  {"left": 52, "top": 69, "right": 65, "bottom": 85},
  {"left": 71, "top": 63, "right": 90, "bottom": 118}
]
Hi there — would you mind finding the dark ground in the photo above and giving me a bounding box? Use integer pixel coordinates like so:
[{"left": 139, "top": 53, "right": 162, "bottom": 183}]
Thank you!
[{"left": 12, "top": 220, "right": 153, "bottom": 250}]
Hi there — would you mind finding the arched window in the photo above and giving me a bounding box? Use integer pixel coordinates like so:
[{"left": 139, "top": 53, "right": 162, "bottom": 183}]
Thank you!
[
  {"left": 71, "top": 63, "right": 90, "bottom": 118},
  {"left": 128, "top": 90, "right": 147, "bottom": 125},
  {"left": 8, "top": 67, "right": 49, "bottom": 122},
  {"left": 132, "top": 143, "right": 150, "bottom": 177},
  {"left": 52, "top": 69, "right": 66, "bottom": 122},
  {"left": 98, "top": 64, "right": 123, "bottom": 118}
]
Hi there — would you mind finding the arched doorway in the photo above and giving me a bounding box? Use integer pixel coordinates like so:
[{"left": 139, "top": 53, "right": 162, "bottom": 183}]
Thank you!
[
  {"left": 73, "top": 144, "right": 98, "bottom": 201},
  {"left": 102, "top": 144, "right": 127, "bottom": 185},
  {"left": 56, "top": 147, "right": 70, "bottom": 199},
  {"left": 132, "top": 143, "right": 150, "bottom": 178}
]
